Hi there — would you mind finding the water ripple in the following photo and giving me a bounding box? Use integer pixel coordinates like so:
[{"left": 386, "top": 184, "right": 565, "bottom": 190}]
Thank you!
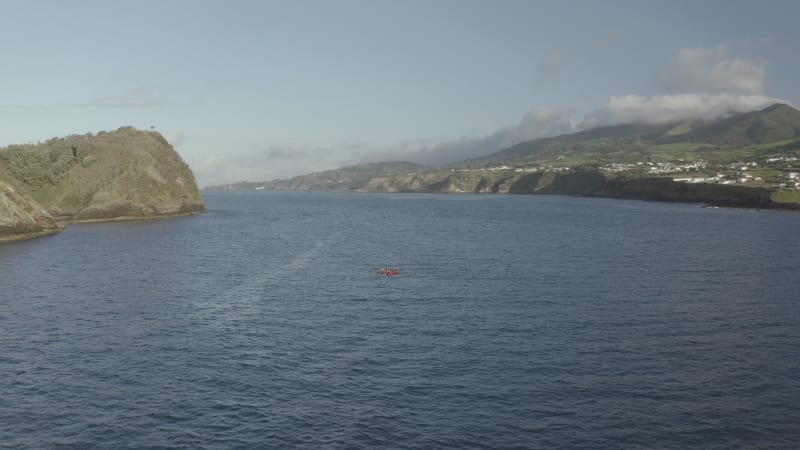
[{"left": 1, "top": 192, "right": 799, "bottom": 448}]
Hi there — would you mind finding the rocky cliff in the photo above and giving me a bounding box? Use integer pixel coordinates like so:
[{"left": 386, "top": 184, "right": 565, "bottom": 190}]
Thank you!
[
  {"left": 357, "top": 170, "right": 518, "bottom": 194},
  {"left": 358, "top": 168, "right": 797, "bottom": 210},
  {"left": 0, "top": 180, "right": 62, "bottom": 243},
  {"left": 206, "top": 161, "right": 429, "bottom": 192},
  {"left": 0, "top": 127, "right": 205, "bottom": 222}
]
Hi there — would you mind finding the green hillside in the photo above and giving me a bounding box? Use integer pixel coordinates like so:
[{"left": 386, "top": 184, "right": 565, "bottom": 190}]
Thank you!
[
  {"left": 206, "top": 161, "right": 428, "bottom": 191},
  {"left": 466, "top": 103, "right": 800, "bottom": 166},
  {"left": 0, "top": 127, "right": 206, "bottom": 221}
]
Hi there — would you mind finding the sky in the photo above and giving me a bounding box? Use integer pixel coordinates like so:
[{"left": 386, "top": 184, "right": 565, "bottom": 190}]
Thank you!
[{"left": 1, "top": 0, "right": 799, "bottom": 187}]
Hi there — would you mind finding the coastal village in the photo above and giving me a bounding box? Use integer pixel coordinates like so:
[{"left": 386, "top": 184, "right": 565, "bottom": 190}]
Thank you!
[
  {"left": 449, "top": 155, "right": 800, "bottom": 189},
  {"left": 601, "top": 157, "right": 800, "bottom": 188}
]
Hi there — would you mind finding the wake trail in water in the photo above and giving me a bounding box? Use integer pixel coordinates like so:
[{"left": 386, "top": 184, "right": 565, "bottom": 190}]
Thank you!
[{"left": 218, "top": 234, "right": 340, "bottom": 303}]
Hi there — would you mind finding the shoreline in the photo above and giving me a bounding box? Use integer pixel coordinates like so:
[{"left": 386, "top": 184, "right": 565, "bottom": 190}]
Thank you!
[
  {"left": 0, "top": 209, "right": 206, "bottom": 245},
  {"left": 206, "top": 186, "right": 800, "bottom": 212},
  {"left": 0, "top": 227, "right": 64, "bottom": 244},
  {"left": 55, "top": 208, "right": 207, "bottom": 225}
]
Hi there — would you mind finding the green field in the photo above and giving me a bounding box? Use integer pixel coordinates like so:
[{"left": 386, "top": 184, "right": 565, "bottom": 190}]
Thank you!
[{"left": 771, "top": 189, "right": 800, "bottom": 203}]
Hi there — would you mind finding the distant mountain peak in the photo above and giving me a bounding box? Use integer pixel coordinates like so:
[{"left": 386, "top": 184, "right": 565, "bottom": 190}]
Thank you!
[
  {"left": 761, "top": 103, "right": 795, "bottom": 113},
  {"left": 462, "top": 105, "right": 800, "bottom": 166}
]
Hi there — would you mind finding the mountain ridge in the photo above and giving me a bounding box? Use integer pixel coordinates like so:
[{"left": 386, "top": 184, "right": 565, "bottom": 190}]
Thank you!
[
  {"left": 463, "top": 103, "right": 800, "bottom": 167},
  {"left": 205, "top": 161, "right": 428, "bottom": 192}
]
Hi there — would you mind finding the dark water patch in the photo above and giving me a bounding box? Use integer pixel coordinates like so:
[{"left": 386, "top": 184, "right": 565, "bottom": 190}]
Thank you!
[{"left": 1, "top": 191, "right": 800, "bottom": 448}]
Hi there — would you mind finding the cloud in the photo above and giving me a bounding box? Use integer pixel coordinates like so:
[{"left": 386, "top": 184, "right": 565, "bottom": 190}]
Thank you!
[
  {"left": 88, "top": 86, "right": 162, "bottom": 108},
  {"left": 188, "top": 106, "right": 577, "bottom": 186},
  {"left": 190, "top": 152, "right": 276, "bottom": 187},
  {"left": 356, "top": 107, "right": 574, "bottom": 166},
  {"left": 580, "top": 93, "right": 784, "bottom": 129},
  {"left": 578, "top": 46, "right": 783, "bottom": 128},
  {"left": 535, "top": 49, "right": 564, "bottom": 82},
  {"left": 189, "top": 142, "right": 372, "bottom": 186},
  {"left": 587, "top": 29, "right": 623, "bottom": 62},
  {"left": 660, "top": 47, "right": 766, "bottom": 94},
  {"left": 191, "top": 93, "right": 789, "bottom": 187},
  {"left": 190, "top": 43, "right": 785, "bottom": 186},
  {"left": 89, "top": 97, "right": 159, "bottom": 108},
  {"left": 0, "top": 86, "right": 162, "bottom": 110},
  {"left": 164, "top": 132, "right": 186, "bottom": 148},
  {"left": 263, "top": 144, "right": 310, "bottom": 160},
  {"left": 427, "top": 107, "right": 574, "bottom": 164},
  {"left": 189, "top": 153, "right": 226, "bottom": 182}
]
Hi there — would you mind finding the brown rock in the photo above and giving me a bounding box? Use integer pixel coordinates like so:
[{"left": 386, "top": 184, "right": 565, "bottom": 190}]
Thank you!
[{"left": 0, "top": 181, "right": 62, "bottom": 243}]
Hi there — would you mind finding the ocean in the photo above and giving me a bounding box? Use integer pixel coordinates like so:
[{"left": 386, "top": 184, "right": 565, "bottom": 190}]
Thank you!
[{"left": 1, "top": 191, "right": 799, "bottom": 449}]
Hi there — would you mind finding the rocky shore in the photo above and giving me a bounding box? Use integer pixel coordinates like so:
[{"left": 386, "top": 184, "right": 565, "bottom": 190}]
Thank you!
[
  {"left": 0, "top": 181, "right": 62, "bottom": 243},
  {"left": 357, "top": 168, "right": 799, "bottom": 210}
]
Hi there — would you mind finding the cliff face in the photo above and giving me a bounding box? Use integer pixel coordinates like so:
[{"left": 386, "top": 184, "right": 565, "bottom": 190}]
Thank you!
[
  {"left": 357, "top": 168, "right": 793, "bottom": 209},
  {"left": 0, "top": 127, "right": 205, "bottom": 222},
  {"left": 358, "top": 170, "right": 518, "bottom": 194},
  {"left": 595, "top": 177, "right": 777, "bottom": 208},
  {"left": 0, "top": 180, "right": 62, "bottom": 243},
  {"left": 206, "top": 161, "right": 429, "bottom": 192}
]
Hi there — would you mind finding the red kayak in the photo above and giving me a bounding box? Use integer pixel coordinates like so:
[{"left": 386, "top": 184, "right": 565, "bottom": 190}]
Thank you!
[{"left": 377, "top": 268, "right": 399, "bottom": 276}]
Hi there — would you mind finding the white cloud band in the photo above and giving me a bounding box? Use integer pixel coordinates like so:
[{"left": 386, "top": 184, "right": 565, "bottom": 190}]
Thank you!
[
  {"left": 580, "top": 93, "right": 784, "bottom": 129},
  {"left": 660, "top": 47, "right": 766, "bottom": 94}
]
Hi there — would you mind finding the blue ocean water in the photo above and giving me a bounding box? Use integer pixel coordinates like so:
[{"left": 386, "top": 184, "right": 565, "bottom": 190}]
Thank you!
[{"left": 1, "top": 191, "right": 799, "bottom": 449}]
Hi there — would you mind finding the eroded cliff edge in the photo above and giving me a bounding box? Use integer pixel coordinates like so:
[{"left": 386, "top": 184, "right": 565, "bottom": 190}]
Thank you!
[
  {"left": 0, "top": 127, "right": 205, "bottom": 242},
  {"left": 0, "top": 181, "right": 62, "bottom": 243},
  {"left": 356, "top": 169, "right": 799, "bottom": 210}
]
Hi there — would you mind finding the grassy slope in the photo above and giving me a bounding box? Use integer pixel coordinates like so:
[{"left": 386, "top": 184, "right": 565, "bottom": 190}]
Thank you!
[
  {"left": 208, "top": 161, "right": 430, "bottom": 191},
  {"left": 464, "top": 104, "right": 800, "bottom": 167},
  {"left": 281, "top": 161, "right": 428, "bottom": 190},
  {"left": 0, "top": 127, "right": 205, "bottom": 220}
]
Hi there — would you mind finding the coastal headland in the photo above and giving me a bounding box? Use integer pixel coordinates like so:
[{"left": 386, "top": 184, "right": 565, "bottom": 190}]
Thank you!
[{"left": 0, "top": 127, "right": 205, "bottom": 243}]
